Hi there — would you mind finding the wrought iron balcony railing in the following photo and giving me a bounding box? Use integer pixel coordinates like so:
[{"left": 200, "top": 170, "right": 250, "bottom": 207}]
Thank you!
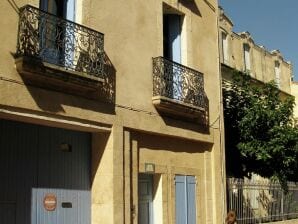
[
  {"left": 152, "top": 57, "right": 206, "bottom": 110},
  {"left": 16, "top": 5, "right": 104, "bottom": 78}
]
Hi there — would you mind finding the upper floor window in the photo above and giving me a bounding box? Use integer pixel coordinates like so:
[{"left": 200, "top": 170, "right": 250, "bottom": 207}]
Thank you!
[
  {"left": 243, "top": 44, "right": 251, "bottom": 72},
  {"left": 163, "top": 14, "right": 182, "bottom": 63},
  {"left": 275, "top": 61, "right": 281, "bottom": 88},
  {"left": 222, "top": 32, "right": 228, "bottom": 64},
  {"left": 40, "top": 0, "right": 75, "bottom": 21}
]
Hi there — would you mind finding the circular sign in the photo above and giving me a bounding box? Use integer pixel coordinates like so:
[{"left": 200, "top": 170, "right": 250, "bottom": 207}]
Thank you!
[{"left": 43, "top": 193, "right": 57, "bottom": 211}]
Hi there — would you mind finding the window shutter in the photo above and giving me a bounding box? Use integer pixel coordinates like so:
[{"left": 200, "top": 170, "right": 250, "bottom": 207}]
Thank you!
[{"left": 175, "top": 175, "right": 197, "bottom": 224}]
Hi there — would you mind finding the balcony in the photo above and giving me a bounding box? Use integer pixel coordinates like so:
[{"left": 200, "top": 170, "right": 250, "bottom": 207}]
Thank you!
[
  {"left": 152, "top": 57, "right": 206, "bottom": 120},
  {"left": 15, "top": 5, "right": 109, "bottom": 99}
]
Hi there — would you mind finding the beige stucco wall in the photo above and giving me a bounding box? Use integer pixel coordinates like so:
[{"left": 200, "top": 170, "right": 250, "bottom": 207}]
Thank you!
[
  {"left": 92, "top": 132, "right": 114, "bottom": 224},
  {"left": 291, "top": 82, "right": 298, "bottom": 122},
  {"left": 138, "top": 134, "right": 209, "bottom": 223},
  {"left": 130, "top": 131, "right": 224, "bottom": 224},
  {"left": 0, "top": 0, "right": 225, "bottom": 223},
  {"left": 218, "top": 7, "right": 292, "bottom": 94}
]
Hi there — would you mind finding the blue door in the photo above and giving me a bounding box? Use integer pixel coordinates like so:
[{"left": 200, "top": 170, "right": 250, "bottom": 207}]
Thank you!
[
  {"left": 0, "top": 119, "right": 91, "bottom": 224},
  {"left": 175, "top": 175, "right": 196, "bottom": 224},
  {"left": 138, "top": 174, "right": 153, "bottom": 224},
  {"left": 163, "top": 14, "right": 183, "bottom": 100}
]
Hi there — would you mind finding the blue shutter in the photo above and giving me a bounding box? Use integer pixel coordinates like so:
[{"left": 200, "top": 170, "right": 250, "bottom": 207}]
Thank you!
[
  {"left": 66, "top": 0, "right": 76, "bottom": 22},
  {"left": 168, "top": 15, "right": 181, "bottom": 63},
  {"left": 65, "top": 0, "right": 76, "bottom": 65},
  {"left": 39, "top": 0, "right": 76, "bottom": 65},
  {"left": 175, "top": 175, "right": 196, "bottom": 224},
  {"left": 175, "top": 175, "right": 187, "bottom": 224},
  {"left": 187, "top": 176, "right": 196, "bottom": 224},
  {"left": 163, "top": 14, "right": 181, "bottom": 63},
  {"left": 168, "top": 15, "right": 182, "bottom": 100}
]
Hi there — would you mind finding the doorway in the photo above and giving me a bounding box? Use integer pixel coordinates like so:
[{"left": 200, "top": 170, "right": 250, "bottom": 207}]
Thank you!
[
  {"left": 39, "top": 0, "right": 76, "bottom": 66},
  {"left": 138, "top": 174, "right": 153, "bottom": 224},
  {"left": 0, "top": 119, "right": 91, "bottom": 224}
]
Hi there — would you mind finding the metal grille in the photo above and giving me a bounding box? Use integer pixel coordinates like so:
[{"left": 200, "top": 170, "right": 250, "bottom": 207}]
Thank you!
[
  {"left": 16, "top": 5, "right": 104, "bottom": 78},
  {"left": 227, "top": 178, "right": 298, "bottom": 223},
  {"left": 152, "top": 57, "right": 205, "bottom": 109}
]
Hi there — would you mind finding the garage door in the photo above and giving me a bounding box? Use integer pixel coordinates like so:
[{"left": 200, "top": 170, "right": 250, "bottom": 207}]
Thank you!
[{"left": 0, "top": 119, "right": 91, "bottom": 224}]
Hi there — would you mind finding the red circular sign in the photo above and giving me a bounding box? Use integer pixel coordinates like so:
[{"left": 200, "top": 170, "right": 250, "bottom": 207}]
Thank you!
[{"left": 43, "top": 194, "right": 57, "bottom": 211}]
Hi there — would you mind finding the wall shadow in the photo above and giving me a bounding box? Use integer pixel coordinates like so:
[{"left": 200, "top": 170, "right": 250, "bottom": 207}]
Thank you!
[
  {"left": 14, "top": 51, "right": 116, "bottom": 115},
  {"left": 134, "top": 131, "right": 212, "bottom": 154},
  {"left": 158, "top": 93, "right": 210, "bottom": 134},
  {"left": 178, "top": 0, "right": 202, "bottom": 17},
  {"left": 7, "top": 0, "right": 19, "bottom": 14},
  {"left": 90, "top": 132, "right": 111, "bottom": 185}
]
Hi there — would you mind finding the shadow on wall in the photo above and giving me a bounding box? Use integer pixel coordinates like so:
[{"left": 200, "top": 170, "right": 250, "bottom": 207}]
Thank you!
[
  {"left": 135, "top": 131, "right": 212, "bottom": 154},
  {"left": 90, "top": 132, "right": 111, "bottom": 185},
  {"left": 12, "top": 50, "right": 116, "bottom": 115},
  {"left": 7, "top": 0, "right": 19, "bottom": 14},
  {"left": 11, "top": 1, "right": 116, "bottom": 114},
  {"left": 178, "top": 0, "right": 202, "bottom": 17},
  {"left": 161, "top": 94, "right": 210, "bottom": 134}
]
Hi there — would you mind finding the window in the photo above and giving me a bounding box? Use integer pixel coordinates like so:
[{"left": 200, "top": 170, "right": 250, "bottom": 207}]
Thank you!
[
  {"left": 243, "top": 44, "right": 251, "bottom": 72},
  {"left": 222, "top": 32, "right": 228, "bottom": 64},
  {"left": 163, "top": 13, "right": 183, "bottom": 100},
  {"left": 275, "top": 61, "right": 281, "bottom": 88},
  {"left": 175, "top": 175, "right": 196, "bottom": 224},
  {"left": 39, "top": 0, "right": 76, "bottom": 65},
  {"left": 163, "top": 14, "right": 182, "bottom": 63},
  {"left": 40, "top": 0, "right": 76, "bottom": 20}
]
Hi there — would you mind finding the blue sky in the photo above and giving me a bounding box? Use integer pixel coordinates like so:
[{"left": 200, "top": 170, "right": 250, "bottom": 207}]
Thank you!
[{"left": 219, "top": 0, "right": 298, "bottom": 81}]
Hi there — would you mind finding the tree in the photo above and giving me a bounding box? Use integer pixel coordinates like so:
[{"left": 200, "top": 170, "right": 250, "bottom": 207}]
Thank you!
[{"left": 223, "top": 70, "right": 298, "bottom": 189}]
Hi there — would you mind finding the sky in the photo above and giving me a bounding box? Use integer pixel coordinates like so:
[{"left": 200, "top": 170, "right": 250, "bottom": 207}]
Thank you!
[{"left": 219, "top": 0, "right": 298, "bottom": 81}]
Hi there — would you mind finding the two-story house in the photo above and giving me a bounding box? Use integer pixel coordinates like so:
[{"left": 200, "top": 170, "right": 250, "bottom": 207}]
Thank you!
[{"left": 0, "top": 0, "right": 225, "bottom": 223}]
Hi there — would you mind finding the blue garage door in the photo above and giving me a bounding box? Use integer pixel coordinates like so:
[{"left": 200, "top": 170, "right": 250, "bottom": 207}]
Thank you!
[
  {"left": 0, "top": 119, "right": 91, "bottom": 224},
  {"left": 175, "top": 175, "right": 196, "bottom": 224}
]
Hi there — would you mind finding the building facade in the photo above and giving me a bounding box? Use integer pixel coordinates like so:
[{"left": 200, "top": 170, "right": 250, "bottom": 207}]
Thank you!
[
  {"left": 218, "top": 7, "right": 293, "bottom": 94},
  {"left": 219, "top": 6, "right": 298, "bottom": 223},
  {"left": 0, "top": 0, "right": 225, "bottom": 223}
]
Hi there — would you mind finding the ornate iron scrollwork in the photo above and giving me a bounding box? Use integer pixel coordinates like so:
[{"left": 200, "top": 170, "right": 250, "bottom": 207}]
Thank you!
[
  {"left": 16, "top": 5, "right": 104, "bottom": 78},
  {"left": 152, "top": 57, "right": 205, "bottom": 109}
]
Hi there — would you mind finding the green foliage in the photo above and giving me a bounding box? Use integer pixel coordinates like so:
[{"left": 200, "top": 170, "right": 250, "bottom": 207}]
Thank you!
[{"left": 223, "top": 70, "right": 298, "bottom": 189}]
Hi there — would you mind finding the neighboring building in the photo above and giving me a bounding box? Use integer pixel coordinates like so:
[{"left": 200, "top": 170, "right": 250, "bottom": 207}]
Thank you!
[
  {"left": 0, "top": 0, "right": 225, "bottom": 224},
  {"left": 292, "top": 82, "right": 298, "bottom": 126},
  {"left": 219, "top": 6, "right": 298, "bottom": 222},
  {"left": 218, "top": 5, "right": 294, "bottom": 177},
  {"left": 218, "top": 7, "right": 293, "bottom": 95}
]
